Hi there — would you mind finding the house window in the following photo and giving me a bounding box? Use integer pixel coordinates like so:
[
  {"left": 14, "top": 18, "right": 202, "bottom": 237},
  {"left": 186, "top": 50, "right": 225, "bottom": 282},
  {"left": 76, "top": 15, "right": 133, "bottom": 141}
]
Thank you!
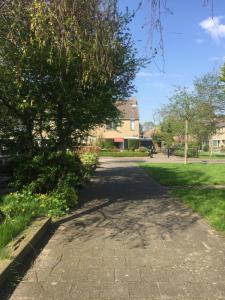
[
  {"left": 130, "top": 119, "right": 135, "bottom": 131},
  {"left": 106, "top": 121, "right": 117, "bottom": 130},
  {"left": 212, "top": 140, "right": 219, "bottom": 147}
]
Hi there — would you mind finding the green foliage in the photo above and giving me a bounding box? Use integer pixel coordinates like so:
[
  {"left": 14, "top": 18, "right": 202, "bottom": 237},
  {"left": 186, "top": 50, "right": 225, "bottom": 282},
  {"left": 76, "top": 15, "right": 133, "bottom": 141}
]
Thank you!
[
  {"left": 100, "top": 151, "right": 148, "bottom": 157},
  {"left": 141, "top": 162, "right": 225, "bottom": 232},
  {"left": 80, "top": 153, "right": 99, "bottom": 167},
  {"left": 137, "top": 147, "right": 148, "bottom": 152},
  {"left": 202, "top": 144, "right": 209, "bottom": 151},
  {"left": 2, "top": 181, "right": 78, "bottom": 219},
  {"left": 80, "top": 152, "right": 99, "bottom": 179},
  {"left": 2, "top": 190, "right": 41, "bottom": 218},
  {"left": 172, "top": 188, "right": 225, "bottom": 232},
  {"left": 38, "top": 181, "right": 78, "bottom": 217},
  {"left": 128, "top": 139, "right": 139, "bottom": 150},
  {"left": 140, "top": 163, "right": 225, "bottom": 186},
  {"left": 0, "top": 214, "right": 33, "bottom": 255},
  {"left": 0, "top": 0, "right": 141, "bottom": 155},
  {"left": 102, "top": 139, "right": 114, "bottom": 150},
  {"left": 173, "top": 148, "right": 198, "bottom": 158},
  {"left": 13, "top": 152, "right": 83, "bottom": 193}
]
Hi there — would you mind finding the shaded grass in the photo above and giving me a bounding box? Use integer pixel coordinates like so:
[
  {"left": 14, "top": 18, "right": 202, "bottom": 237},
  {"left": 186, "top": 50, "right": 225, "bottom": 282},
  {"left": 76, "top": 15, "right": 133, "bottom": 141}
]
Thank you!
[
  {"left": 140, "top": 163, "right": 225, "bottom": 232},
  {"left": 171, "top": 188, "right": 225, "bottom": 232},
  {"left": 0, "top": 214, "right": 33, "bottom": 259},
  {"left": 0, "top": 206, "right": 34, "bottom": 259},
  {"left": 100, "top": 151, "right": 149, "bottom": 157},
  {"left": 140, "top": 163, "right": 225, "bottom": 186}
]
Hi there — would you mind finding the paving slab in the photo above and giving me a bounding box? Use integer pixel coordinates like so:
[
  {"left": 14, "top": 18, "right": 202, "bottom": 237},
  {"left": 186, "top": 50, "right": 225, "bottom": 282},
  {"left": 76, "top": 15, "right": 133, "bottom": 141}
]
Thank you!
[{"left": 9, "top": 157, "right": 225, "bottom": 299}]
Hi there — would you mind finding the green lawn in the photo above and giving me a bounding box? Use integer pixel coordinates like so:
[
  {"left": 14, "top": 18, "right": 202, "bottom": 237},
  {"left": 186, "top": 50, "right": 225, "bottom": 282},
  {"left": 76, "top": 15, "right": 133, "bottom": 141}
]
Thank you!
[
  {"left": 199, "top": 152, "right": 225, "bottom": 159},
  {"left": 140, "top": 163, "right": 225, "bottom": 186},
  {"left": 172, "top": 188, "right": 225, "bottom": 232},
  {"left": 100, "top": 151, "right": 149, "bottom": 157},
  {"left": 140, "top": 163, "right": 225, "bottom": 232},
  {"left": 0, "top": 214, "right": 33, "bottom": 259}
]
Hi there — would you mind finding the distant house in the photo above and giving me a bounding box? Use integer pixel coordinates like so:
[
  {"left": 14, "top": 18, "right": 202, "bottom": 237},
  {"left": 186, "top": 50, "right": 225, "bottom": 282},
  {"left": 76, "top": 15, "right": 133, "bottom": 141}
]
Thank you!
[
  {"left": 210, "top": 121, "right": 225, "bottom": 151},
  {"left": 90, "top": 97, "right": 141, "bottom": 149}
]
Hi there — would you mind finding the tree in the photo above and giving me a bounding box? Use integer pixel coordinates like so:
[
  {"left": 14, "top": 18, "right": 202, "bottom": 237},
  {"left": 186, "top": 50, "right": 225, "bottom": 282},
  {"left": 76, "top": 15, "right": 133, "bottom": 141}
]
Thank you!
[
  {"left": 0, "top": 0, "right": 142, "bottom": 155},
  {"left": 194, "top": 72, "right": 225, "bottom": 154},
  {"left": 159, "top": 87, "right": 197, "bottom": 163},
  {"left": 159, "top": 72, "right": 225, "bottom": 162},
  {"left": 142, "top": 121, "right": 155, "bottom": 132}
]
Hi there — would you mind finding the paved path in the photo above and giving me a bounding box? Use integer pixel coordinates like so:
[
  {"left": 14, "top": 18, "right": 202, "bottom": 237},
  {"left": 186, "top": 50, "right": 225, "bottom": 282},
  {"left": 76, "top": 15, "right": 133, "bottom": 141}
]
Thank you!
[{"left": 10, "top": 158, "right": 225, "bottom": 299}]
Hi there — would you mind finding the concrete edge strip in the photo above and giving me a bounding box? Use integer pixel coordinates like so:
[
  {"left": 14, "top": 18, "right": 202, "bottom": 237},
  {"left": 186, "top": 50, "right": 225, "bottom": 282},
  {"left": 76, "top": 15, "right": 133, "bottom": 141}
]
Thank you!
[{"left": 0, "top": 217, "right": 51, "bottom": 289}]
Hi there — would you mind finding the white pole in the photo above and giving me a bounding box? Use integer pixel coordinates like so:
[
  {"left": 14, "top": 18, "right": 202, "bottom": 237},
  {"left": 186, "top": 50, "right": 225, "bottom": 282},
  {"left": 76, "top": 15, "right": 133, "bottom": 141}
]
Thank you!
[{"left": 184, "top": 119, "right": 188, "bottom": 165}]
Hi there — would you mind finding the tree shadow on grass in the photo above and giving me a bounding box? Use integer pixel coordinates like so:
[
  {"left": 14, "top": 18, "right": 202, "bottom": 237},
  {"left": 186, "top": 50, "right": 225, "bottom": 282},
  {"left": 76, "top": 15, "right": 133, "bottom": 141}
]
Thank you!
[{"left": 140, "top": 164, "right": 212, "bottom": 186}]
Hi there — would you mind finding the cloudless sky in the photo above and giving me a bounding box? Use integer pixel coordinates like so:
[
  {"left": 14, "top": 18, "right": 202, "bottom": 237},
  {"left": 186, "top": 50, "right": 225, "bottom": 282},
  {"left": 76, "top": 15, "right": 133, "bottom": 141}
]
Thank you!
[{"left": 118, "top": 0, "right": 225, "bottom": 124}]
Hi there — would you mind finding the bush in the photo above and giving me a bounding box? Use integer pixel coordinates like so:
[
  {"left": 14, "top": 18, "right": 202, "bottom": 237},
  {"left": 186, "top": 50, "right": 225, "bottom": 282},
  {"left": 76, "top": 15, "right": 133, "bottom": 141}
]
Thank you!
[
  {"left": 80, "top": 152, "right": 99, "bottom": 179},
  {"left": 173, "top": 148, "right": 198, "bottom": 158},
  {"left": 103, "top": 139, "right": 114, "bottom": 149},
  {"left": 137, "top": 147, "right": 148, "bottom": 152},
  {"left": 2, "top": 180, "right": 79, "bottom": 218},
  {"left": 128, "top": 139, "right": 139, "bottom": 150},
  {"left": 2, "top": 190, "right": 41, "bottom": 218},
  {"left": 39, "top": 180, "right": 79, "bottom": 217},
  {"left": 13, "top": 151, "right": 84, "bottom": 193},
  {"left": 80, "top": 152, "right": 99, "bottom": 167},
  {"left": 202, "top": 144, "right": 209, "bottom": 152}
]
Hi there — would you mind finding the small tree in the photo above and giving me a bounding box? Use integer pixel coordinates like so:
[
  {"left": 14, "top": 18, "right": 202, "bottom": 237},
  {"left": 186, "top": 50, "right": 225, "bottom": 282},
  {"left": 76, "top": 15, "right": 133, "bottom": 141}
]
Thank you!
[{"left": 0, "top": 0, "right": 142, "bottom": 156}]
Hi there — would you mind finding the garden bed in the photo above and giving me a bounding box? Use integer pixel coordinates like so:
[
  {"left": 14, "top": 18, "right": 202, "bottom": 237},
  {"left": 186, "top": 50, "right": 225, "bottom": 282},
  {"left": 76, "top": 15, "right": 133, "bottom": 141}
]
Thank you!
[{"left": 0, "top": 151, "right": 99, "bottom": 260}]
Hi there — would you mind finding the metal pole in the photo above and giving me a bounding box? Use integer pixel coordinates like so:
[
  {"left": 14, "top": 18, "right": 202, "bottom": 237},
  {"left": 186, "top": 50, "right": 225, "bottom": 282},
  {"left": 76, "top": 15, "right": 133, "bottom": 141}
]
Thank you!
[{"left": 184, "top": 119, "right": 188, "bottom": 165}]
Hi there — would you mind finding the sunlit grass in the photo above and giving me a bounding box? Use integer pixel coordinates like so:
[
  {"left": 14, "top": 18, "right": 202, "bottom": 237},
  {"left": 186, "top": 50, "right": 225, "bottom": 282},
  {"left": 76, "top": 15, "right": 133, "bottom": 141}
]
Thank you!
[
  {"left": 141, "top": 163, "right": 225, "bottom": 232},
  {"left": 140, "top": 163, "right": 225, "bottom": 186},
  {"left": 172, "top": 188, "right": 225, "bottom": 232}
]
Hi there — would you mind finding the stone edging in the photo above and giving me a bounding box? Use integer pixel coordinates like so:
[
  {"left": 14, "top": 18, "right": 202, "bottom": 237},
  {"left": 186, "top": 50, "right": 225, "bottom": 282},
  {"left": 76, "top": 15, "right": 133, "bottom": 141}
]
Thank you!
[{"left": 0, "top": 217, "right": 51, "bottom": 290}]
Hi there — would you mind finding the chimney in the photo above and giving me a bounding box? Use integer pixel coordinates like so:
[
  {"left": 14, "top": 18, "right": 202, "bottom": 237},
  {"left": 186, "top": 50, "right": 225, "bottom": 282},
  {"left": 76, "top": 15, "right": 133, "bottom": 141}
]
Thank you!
[{"left": 130, "top": 96, "right": 137, "bottom": 107}]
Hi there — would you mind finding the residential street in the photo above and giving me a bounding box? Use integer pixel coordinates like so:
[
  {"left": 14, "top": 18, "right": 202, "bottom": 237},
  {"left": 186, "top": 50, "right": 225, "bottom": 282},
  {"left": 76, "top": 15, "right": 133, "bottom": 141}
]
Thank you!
[{"left": 10, "top": 157, "right": 225, "bottom": 300}]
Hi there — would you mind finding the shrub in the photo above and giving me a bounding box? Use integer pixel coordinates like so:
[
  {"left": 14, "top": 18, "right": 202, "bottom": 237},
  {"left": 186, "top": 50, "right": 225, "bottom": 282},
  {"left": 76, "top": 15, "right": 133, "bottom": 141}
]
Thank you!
[
  {"left": 39, "top": 181, "right": 79, "bottom": 217},
  {"left": 2, "top": 180, "right": 79, "bottom": 218},
  {"left": 2, "top": 190, "right": 41, "bottom": 218},
  {"left": 103, "top": 139, "right": 114, "bottom": 149},
  {"left": 137, "top": 147, "right": 148, "bottom": 152},
  {"left": 202, "top": 144, "right": 209, "bottom": 152},
  {"left": 80, "top": 152, "right": 99, "bottom": 167},
  {"left": 173, "top": 148, "right": 198, "bottom": 158},
  {"left": 13, "top": 151, "right": 84, "bottom": 193},
  {"left": 128, "top": 139, "right": 139, "bottom": 150}
]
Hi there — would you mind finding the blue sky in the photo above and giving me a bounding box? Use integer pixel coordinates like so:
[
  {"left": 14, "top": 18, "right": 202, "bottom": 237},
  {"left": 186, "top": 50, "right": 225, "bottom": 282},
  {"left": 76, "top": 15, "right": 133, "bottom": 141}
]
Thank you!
[{"left": 119, "top": 0, "right": 225, "bottom": 124}]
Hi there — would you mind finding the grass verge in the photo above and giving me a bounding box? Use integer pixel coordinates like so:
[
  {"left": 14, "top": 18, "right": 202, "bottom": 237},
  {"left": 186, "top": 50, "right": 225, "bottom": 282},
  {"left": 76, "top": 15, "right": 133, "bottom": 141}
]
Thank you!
[
  {"left": 199, "top": 152, "right": 225, "bottom": 159},
  {"left": 140, "top": 163, "right": 225, "bottom": 232},
  {"left": 171, "top": 188, "right": 225, "bottom": 232},
  {"left": 0, "top": 215, "right": 33, "bottom": 259},
  {"left": 100, "top": 151, "right": 149, "bottom": 157},
  {"left": 140, "top": 163, "right": 225, "bottom": 186}
]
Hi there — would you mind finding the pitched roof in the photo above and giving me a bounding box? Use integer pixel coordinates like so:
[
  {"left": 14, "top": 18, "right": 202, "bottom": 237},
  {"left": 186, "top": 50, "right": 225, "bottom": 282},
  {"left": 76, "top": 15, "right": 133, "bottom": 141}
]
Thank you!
[
  {"left": 116, "top": 97, "right": 139, "bottom": 120},
  {"left": 216, "top": 121, "right": 225, "bottom": 128}
]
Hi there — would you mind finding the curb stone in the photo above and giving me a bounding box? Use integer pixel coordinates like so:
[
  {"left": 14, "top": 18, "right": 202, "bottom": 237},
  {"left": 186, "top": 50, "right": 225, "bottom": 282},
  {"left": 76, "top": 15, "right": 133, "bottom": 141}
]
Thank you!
[{"left": 0, "top": 217, "right": 51, "bottom": 291}]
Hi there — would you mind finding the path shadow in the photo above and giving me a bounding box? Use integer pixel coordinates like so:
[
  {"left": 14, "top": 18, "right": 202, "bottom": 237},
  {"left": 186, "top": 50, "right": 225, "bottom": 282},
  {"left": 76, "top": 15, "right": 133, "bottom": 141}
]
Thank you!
[{"left": 55, "top": 163, "right": 200, "bottom": 250}]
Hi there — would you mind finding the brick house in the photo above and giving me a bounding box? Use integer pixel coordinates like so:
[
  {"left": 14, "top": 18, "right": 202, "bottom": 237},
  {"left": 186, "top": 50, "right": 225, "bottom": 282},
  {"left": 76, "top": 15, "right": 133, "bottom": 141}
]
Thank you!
[
  {"left": 210, "top": 121, "right": 225, "bottom": 151},
  {"left": 89, "top": 96, "right": 140, "bottom": 149}
]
